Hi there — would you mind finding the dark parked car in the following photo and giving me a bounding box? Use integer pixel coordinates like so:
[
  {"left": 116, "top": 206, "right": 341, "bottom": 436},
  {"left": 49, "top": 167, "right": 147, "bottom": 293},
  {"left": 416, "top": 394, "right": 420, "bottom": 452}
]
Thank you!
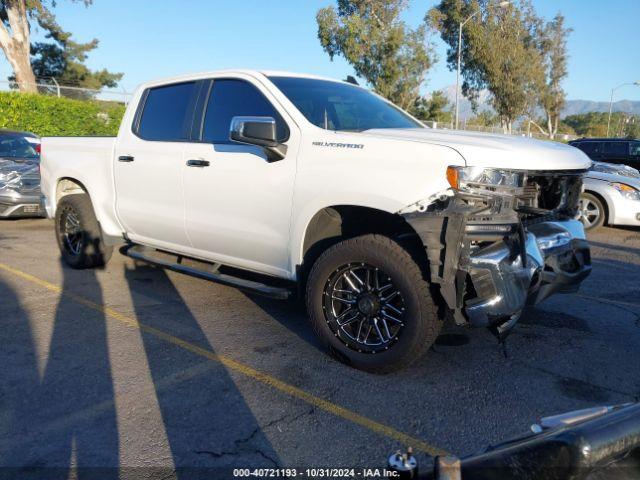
[
  {"left": 0, "top": 129, "right": 44, "bottom": 218},
  {"left": 569, "top": 138, "right": 640, "bottom": 169}
]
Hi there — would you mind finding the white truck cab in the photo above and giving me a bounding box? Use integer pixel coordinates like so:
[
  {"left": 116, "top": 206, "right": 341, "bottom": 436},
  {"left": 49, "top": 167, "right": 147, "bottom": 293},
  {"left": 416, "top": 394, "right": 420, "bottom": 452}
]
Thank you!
[{"left": 40, "top": 70, "right": 592, "bottom": 372}]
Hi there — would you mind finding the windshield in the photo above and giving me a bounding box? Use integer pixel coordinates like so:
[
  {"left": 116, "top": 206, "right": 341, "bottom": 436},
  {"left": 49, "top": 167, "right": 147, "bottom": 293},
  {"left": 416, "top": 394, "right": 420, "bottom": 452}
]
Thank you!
[
  {"left": 269, "top": 76, "right": 423, "bottom": 132},
  {"left": 0, "top": 133, "right": 39, "bottom": 159}
]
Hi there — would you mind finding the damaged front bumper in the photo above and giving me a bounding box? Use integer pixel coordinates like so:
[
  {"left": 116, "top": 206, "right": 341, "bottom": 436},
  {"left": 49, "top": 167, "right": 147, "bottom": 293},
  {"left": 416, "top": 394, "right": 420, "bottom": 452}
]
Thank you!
[
  {"left": 404, "top": 170, "right": 591, "bottom": 335},
  {"left": 464, "top": 219, "right": 590, "bottom": 331}
]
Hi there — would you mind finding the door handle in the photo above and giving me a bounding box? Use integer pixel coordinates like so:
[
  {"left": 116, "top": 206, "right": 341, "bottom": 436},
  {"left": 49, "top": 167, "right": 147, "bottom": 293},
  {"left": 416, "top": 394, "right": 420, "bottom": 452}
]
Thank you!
[
  {"left": 118, "top": 155, "right": 135, "bottom": 162},
  {"left": 186, "top": 159, "right": 210, "bottom": 167}
]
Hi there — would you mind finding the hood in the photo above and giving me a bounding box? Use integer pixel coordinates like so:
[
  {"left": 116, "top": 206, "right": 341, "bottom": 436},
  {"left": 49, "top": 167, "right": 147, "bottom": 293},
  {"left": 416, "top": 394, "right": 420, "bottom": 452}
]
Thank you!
[
  {"left": 586, "top": 170, "right": 640, "bottom": 189},
  {"left": 589, "top": 161, "right": 640, "bottom": 179},
  {"left": 361, "top": 128, "right": 591, "bottom": 171}
]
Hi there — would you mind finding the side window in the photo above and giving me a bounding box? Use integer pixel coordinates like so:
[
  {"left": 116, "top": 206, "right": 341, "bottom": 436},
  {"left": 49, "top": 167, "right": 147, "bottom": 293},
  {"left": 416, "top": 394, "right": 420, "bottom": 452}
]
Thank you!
[
  {"left": 630, "top": 141, "right": 640, "bottom": 156},
  {"left": 603, "top": 141, "right": 628, "bottom": 156},
  {"left": 202, "top": 79, "right": 288, "bottom": 144},
  {"left": 137, "top": 82, "right": 199, "bottom": 141},
  {"left": 578, "top": 142, "right": 600, "bottom": 156}
]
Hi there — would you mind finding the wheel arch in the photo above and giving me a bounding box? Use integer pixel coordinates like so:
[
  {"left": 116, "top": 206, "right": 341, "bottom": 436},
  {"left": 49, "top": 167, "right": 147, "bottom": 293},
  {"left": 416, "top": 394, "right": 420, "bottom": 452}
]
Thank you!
[
  {"left": 584, "top": 189, "right": 610, "bottom": 225},
  {"left": 296, "top": 204, "right": 428, "bottom": 287},
  {"left": 53, "top": 176, "right": 123, "bottom": 245},
  {"left": 56, "top": 177, "right": 90, "bottom": 203}
]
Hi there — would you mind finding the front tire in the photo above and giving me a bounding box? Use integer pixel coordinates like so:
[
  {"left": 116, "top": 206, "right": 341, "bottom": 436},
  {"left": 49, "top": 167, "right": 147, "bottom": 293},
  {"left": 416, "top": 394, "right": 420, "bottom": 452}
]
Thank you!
[
  {"left": 578, "top": 192, "right": 606, "bottom": 231},
  {"left": 55, "top": 193, "right": 113, "bottom": 269},
  {"left": 306, "top": 234, "right": 441, "bottom": 373}
]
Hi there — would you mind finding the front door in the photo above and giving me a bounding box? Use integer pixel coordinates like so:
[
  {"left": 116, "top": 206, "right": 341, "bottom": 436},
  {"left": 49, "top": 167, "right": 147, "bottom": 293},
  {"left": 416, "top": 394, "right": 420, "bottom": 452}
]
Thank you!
[
  {"left": 182, "top": 77, "right": 298, "bottom": 278},
  {"left": 114, "top": 81, "right": 201, "bottom": 250}
]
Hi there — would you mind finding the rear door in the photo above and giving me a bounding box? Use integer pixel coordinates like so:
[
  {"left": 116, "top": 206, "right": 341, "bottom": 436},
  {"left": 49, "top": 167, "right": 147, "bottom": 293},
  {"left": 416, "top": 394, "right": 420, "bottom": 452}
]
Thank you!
[
  {"left": 602, "top": 141, "right": 629, "bottom": 165},
  {"left": 181, "top": 76, "right": 299, "bottom": 278},
  {"left": 114, "top": 81, "right": 203, "bottom": 249}
]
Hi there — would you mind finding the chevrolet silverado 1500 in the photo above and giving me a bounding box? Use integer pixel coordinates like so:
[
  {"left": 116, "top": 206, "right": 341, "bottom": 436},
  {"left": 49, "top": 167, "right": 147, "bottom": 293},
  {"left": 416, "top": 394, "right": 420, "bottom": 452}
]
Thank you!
[{"left": 40, "top": 70, "right": 592, "bottom": 372}]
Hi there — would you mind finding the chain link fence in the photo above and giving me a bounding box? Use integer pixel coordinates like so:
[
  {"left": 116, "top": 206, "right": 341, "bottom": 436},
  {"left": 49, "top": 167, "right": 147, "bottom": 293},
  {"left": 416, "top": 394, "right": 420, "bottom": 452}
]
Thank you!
[
  {"left": 421, "top": 120, "right": 579, "bottom": 142},
  {"left": 0, "top": 77, "right": 133, "bottom": 104}
]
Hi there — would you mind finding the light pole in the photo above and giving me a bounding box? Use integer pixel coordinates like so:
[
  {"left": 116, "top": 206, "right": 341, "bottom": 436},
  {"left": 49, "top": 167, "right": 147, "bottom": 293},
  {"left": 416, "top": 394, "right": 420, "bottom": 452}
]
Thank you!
[
  {"left": 607, "top": 81, "right": 640, "bottom": 137},
  {"left": 454, "top": 1, "right": 511, "bottom": 130}
]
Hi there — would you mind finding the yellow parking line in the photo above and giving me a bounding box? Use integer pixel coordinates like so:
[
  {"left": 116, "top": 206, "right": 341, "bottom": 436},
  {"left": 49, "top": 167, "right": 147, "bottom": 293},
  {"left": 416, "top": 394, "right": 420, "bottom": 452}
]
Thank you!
[{"left": 0, "top": 262, "right": 449, "bottom": 457}]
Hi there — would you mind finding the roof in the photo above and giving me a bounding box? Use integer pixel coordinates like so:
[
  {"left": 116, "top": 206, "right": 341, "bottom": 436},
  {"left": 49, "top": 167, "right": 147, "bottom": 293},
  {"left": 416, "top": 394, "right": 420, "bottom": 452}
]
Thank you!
[
  {"left": 0, "top": 129, "right": 38, "bottom": 138},
  {"left": 136, "top": 69, "right": 350, "bottom": 91},
  {"left": 573, "top": 137, "right": 638, "bottom": 142}
]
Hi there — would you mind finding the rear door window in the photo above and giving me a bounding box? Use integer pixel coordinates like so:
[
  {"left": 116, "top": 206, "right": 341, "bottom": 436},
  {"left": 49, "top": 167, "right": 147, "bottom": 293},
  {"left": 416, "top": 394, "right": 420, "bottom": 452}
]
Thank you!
[
  {"left": 202, "top": 79, "right": 288, "bottom": 144},
  {"left": 603, "top": 141, "right": 629, "bottom": 157},
  {"left": 137, "top": 82, "right": 199, "bottom": 141}
]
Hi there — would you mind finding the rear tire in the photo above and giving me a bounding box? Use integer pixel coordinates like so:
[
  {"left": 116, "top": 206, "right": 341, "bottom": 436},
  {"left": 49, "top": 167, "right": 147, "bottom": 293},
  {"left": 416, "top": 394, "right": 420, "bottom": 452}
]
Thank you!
[
  {"left": 55, "top": 193, "right": 113, "bottom": 269},
  {"left": 306, "top": 234, "right": 441, "bottom": 373},
  {"left": 578, "top": 192, "right": 606, "bottom": 231}
]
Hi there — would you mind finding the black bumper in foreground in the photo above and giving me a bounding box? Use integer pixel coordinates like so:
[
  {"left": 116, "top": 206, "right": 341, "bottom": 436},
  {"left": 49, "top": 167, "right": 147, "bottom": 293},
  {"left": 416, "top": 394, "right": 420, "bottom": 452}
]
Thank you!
[{"left": 391, "top": 402, "right": 640, "bottom": 479}]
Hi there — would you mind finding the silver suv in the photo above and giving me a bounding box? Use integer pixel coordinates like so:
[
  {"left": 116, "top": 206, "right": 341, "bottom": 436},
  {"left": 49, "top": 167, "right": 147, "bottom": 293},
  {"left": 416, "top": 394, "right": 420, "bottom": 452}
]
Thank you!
[{"left": 0, "top": 130, "right": 44, "bottom": 218}]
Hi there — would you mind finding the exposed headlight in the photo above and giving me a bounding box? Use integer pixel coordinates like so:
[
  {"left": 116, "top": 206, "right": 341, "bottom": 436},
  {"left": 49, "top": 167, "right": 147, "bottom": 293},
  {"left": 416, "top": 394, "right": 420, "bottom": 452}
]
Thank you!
[
  {"left": 447, "top": 166, "right": 526, "bottom": 190},
  {"left": 610, "top": 182, "right": 640, "bottom": 201}
]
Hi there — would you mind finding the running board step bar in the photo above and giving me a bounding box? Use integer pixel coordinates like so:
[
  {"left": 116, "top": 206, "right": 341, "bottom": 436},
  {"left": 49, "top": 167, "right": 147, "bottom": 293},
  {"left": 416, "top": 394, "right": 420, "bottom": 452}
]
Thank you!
[{"left": 121, "top": 244, "right": 291, "bottom": 300}]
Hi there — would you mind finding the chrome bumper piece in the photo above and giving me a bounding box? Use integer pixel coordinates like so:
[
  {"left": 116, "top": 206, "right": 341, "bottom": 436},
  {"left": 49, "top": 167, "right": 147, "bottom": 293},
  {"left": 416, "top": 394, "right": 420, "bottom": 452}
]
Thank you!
[{"left": 464, "top": 219, "right": 591, "bottom": 328}]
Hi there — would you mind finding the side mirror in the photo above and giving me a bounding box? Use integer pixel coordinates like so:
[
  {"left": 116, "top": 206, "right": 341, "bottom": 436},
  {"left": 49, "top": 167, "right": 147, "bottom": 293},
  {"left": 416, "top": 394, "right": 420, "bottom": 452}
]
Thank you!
[{"left": 229, "top": 116, "right": 287, "bottom": 162}]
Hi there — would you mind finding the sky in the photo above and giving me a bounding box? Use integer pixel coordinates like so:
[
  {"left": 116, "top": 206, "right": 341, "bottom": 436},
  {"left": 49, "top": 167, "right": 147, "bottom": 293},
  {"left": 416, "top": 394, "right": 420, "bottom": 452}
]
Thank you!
[{"left": 1, "top": 0, "right": 639, "bottom": 102}]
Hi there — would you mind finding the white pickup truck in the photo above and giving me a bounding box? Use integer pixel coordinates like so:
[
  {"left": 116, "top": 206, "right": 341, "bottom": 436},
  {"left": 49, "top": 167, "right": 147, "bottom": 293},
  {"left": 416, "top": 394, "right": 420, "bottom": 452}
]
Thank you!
[{"left": 41, "top": 70, "right": 592, "bottom": 372}]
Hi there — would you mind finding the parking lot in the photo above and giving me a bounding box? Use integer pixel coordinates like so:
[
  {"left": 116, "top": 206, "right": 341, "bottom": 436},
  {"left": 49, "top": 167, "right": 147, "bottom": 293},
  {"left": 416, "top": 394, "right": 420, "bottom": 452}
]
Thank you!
[{"left": 1, "top": 218, "right": 640, "bottom": 476}]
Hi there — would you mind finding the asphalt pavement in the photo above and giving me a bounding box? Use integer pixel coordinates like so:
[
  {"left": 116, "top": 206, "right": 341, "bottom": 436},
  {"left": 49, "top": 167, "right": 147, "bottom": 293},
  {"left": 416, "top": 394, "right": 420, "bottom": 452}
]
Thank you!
[{"left": 1, "top": 218, "right": 639, "bottom": 478}]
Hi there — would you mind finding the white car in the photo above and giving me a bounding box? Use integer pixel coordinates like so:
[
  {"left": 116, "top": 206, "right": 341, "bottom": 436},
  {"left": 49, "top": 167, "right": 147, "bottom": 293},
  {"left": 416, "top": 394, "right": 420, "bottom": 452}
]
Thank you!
[
  {"left": 40, "top": 70, "right": 592, "bottom": 372},
  {"left": 579, "top": 162, "right": 640, "bottom": 231}
]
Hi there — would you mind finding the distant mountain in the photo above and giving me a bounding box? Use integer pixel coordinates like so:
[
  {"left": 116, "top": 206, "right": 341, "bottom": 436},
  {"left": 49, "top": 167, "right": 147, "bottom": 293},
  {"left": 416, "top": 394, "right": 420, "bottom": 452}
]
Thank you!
[
  {"left": 561, "top": 100, "right": 640, "bottom": 117},
  {"left": 438, "top": 85, "right": 492, "bottom": 120},
  {"left": 435, "top": 85, "right": 640, "bottom": 120}
]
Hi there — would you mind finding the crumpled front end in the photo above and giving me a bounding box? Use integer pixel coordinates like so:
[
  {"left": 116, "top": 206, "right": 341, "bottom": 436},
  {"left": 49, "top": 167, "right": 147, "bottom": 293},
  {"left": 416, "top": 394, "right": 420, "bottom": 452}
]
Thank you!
[
  {"left": 403, "top": 169, "right": 591, "bottom": 336},
  {"left": 464, "top": 220, "right": 590, "bottom": 332},
  {"left": 0, "top": 160, "right": 44, "bottom": 218}
]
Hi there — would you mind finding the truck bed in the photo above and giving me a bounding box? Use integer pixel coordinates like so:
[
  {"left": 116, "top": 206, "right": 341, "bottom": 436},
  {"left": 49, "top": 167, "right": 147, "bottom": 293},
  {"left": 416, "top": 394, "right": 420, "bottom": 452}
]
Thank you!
[{"left": 40, "top": 136, "right": 119, "bottom": 236}]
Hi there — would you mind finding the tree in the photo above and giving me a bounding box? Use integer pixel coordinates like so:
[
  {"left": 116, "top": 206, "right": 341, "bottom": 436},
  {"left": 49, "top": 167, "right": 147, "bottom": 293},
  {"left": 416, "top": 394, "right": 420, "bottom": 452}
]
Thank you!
[
  {"left": 467, "top": 109, "right": 497, "bottom": 127},
  {"left": 411, "top": 90, "right": 452, "bottom": 122},
  {"left": 428, "top": 0, "right": 543, "bottom": 133},
  {"left": 0, "top": 0, "right": 37, "bottom": 91},
  {"left": 30, "top": 12, "right": 122, "bottom": 97},
  {"left": 564, "top": 112, "right": 639, "bottom": 138},
  {"left": 532, "top": 14, "right": 571, "bottom": 139},
  {"left": 317, "top": 0, "right": 435, "bottom": 110},
  {"left": 0, "top": 0, "right": 95, "bottom": 93}
]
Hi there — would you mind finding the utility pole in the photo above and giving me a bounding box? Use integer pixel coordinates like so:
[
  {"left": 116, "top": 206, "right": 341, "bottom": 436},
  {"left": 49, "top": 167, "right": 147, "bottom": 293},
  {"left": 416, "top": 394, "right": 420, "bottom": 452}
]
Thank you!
[
  {"left": 50, "top": 77, "right": 61, "bottom": 98},
  {"left": 607, "top": 81, "right": 639, "bottom": 137}
]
